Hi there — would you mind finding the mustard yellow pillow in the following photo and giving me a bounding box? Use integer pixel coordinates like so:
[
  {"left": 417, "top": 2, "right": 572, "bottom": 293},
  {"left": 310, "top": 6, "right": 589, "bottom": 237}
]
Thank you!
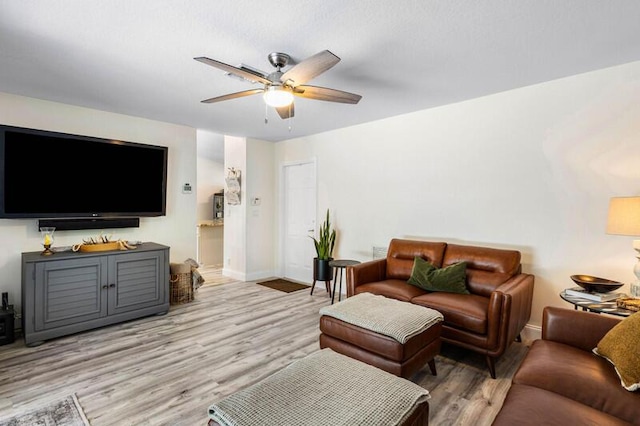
[{"left": 593, "top": 311, "right": 640, "bottom": 391}]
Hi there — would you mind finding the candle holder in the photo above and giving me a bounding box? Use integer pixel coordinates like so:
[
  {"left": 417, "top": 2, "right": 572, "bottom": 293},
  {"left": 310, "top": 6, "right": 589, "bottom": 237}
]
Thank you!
[{"left": 40, "top": 227, "right": 55, "bottom": 256}]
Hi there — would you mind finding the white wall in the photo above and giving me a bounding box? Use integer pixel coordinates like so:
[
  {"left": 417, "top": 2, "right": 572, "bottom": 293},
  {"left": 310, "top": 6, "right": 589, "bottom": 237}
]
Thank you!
[
  {"left": 223, "top": 136, "right": 247, "bottom": 280},
  {"left": 274, "top": 60, "right": 640, "bottom": 329},
  {"left": 245, "top": 138, "right": 275, "bottom": 281},
  {"left": 0, "top": 92, "right": 198, "bottom": 317},
  {"left": 222, "top": 136, "right": 277, "bottom": 281}
]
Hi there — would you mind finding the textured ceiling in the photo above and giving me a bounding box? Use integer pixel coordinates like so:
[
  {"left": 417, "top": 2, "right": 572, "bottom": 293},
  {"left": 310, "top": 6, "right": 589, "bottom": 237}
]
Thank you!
[{"left": 1, "top": 1, "right": 640, "bottom": 142}]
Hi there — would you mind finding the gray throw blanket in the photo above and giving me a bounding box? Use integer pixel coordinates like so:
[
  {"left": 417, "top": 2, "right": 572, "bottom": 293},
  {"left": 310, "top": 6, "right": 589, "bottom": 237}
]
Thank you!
[
  {"left": 208, "top": 349, "right": 429, "bottom": 426},
  {"left": 319, "top": 292, "right": 443, "bottom": 343}
]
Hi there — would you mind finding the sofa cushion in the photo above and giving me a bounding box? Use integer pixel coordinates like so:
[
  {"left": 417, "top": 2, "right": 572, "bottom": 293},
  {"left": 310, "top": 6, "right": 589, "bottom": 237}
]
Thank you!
[
  {"left": 443, "top": 244, "right": 520, "bottom": 297},
  {"left": 513, "top": 339, "right": 640, "bottom": 423},
  {"left": 407, "top": 257, "right": 470, "bottom": 294},
  {"left": 354, "top": 280, "right": 426, "bottom": 302},
  {"left": 594, "top": 311, "right": 640, "bottom": 391},
  {"left": 386, "top": 239, "right": 447, "bottom": 280},
  {"left": 492, "top": 384, "right": 633, "bottom": 426},
  {"left": 411, "top": 292, "right": 488, "bottom": 335}
]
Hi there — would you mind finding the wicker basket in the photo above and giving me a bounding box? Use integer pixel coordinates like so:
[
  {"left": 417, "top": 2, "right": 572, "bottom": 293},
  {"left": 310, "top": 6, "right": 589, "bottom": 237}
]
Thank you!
[{"left": 170, "top": 262, "right": 193, "bottom": 305}]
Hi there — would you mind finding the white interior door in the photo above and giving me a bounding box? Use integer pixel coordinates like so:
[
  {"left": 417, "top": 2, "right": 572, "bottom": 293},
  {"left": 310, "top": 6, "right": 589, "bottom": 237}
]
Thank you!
[{"left": 283, "top": 161, "right": 316, "bottom": 283}]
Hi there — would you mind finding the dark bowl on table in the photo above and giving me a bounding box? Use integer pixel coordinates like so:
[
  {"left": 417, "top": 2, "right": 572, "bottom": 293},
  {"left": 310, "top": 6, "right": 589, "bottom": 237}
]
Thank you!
[{"left": 570, "top": 274, "right": 624, "bottom": 293}]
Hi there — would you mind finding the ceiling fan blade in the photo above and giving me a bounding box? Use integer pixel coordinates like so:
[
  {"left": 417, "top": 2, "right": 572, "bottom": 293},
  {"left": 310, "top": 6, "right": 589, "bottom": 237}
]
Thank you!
[
  {"left": 201, "top": 89, "right": 264, "bottom": 104},
  {"left": 280, "top": 50, "right": 340, "bottom": 86},
  {"left": 195, "top": 57, "right": 271, "bottom": 85},
  {"left": 276, "top": 103, "right": 295, "bottom": 119},
  {"left": 293, "top": 85, "right": 362, "bottom": 104}
]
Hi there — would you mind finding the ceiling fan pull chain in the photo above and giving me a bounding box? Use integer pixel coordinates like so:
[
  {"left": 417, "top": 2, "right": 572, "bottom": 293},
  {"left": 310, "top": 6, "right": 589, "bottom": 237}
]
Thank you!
[{"left": 264, "top": 102, "right": 268, "bottom": 124}]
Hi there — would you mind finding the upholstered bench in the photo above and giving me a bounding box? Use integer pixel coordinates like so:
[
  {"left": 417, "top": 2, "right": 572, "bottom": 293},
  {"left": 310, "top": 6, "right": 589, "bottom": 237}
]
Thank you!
[
  {"left": 319, "top": 292, "right": 444, "bottom": 379},
  {"left": 207, "top": 348, "right": 431, "bottom": 426}
]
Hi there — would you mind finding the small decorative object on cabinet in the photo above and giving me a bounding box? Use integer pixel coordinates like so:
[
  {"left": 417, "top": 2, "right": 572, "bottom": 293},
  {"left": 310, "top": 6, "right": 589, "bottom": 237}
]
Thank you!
[
  {"left": 21, "top": 242, "right": 170, "bottom": 346},
  {"left": 39, "top": 226, "right": 55, "bottom": 256},
  {"left": 70, "top": 232, "right": 137, "bottom": 252},
  {"left": 310, "top": 209, "right": 337, "bottom": 296}
]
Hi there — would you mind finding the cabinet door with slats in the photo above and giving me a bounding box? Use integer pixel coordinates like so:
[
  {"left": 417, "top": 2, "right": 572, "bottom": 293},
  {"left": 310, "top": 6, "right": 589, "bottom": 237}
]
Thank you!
[
  {"left": 34, "top": 257, "right": 108, "bottom": 331},
  {"left": 107, "top": 250, "right": 167, "bottom": 315}
]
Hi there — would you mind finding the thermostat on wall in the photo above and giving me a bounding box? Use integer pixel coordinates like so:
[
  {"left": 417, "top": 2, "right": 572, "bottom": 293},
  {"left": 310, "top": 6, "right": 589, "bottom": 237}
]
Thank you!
[{"left": 182, "top": 183, "right": 192, "bottom": 194}]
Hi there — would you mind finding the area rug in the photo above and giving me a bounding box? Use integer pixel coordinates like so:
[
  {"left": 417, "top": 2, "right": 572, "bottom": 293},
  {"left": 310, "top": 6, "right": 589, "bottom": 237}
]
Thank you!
[
  {"left": 1, "top": 394, "right": 90, "bottom": 426},
  {"left": 257, "top": 278, "right": 309, "bottom": 293}
]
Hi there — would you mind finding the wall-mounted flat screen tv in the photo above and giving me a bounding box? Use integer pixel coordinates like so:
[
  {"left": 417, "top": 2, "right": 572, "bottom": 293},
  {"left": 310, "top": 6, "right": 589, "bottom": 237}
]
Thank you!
[{"left": 0, "top": 125, "right": 168, "bottom": 219}]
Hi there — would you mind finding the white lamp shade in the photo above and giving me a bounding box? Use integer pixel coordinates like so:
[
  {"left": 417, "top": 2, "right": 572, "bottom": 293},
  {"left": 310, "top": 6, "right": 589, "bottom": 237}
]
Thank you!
[
  {"left": 263, "top": 86, "right": 294, "bottom": 108},
  {"left": 606, "top": 196, "right": 640, "bottom": 236}
]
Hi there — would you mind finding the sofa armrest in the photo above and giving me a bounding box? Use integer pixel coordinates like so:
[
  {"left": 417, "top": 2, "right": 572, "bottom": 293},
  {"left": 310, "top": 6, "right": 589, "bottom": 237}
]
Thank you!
[
  {"left": 346, "top": 258, "right": 387, "bottom": 297},
  {"left": 542, "top": 306, "right": 621, "bottom": 352},
  {"left": 493, "top": 273, "right": 535, "bottom": 347}
]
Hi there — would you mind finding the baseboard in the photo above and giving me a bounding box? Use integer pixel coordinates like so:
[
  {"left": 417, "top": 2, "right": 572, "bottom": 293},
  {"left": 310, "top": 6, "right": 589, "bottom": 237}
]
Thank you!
[
  {"left": 520, "top": 323, "right": 541, "bottom": 345},
  {"left": 222, "top": 268, "right": 245, "bottom": 281},
  {"left": 245, "top": 270, "right": 277, "bottom": 282}
]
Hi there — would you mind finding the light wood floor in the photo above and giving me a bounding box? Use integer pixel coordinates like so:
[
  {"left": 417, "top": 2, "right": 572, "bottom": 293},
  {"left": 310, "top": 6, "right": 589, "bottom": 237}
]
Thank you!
[
  {"left": 197, "top": 265, "right": 236, "bottom": 287},
  {"left": 0, "top": 272, "right": 528, "bottom": 425}
]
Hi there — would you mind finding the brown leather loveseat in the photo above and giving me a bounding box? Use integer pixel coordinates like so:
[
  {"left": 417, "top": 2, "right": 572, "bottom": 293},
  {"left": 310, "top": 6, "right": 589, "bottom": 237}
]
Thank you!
[
  {"left": 492, "top": 307, "right": 640, "bottom": 425},
  {"left": 346, "top": 238, "right": 534, "bottom": 378}
]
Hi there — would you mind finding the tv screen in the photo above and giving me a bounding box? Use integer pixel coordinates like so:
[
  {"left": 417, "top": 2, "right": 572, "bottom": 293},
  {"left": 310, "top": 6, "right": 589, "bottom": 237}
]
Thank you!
[{"left": 0, "top": 125, "right": 168, "bottom": 219}]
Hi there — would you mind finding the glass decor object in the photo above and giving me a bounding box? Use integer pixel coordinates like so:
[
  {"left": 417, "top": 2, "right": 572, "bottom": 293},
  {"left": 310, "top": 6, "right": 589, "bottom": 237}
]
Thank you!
[
  {"left": 606, "top": 196, "right": 640, "bottom": 298},
  {"left": 40, "top": 226, "right": 55, "bottom": 256}
]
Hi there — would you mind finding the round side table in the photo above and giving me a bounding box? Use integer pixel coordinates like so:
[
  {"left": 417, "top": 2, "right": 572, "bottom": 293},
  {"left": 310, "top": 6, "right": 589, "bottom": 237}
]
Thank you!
[{"left": 328, "top": 259, "right": 361, "bottom": 304}]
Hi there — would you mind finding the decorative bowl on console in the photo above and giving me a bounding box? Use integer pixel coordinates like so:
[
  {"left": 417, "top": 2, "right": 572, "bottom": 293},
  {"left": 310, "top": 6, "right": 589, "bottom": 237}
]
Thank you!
[{"left": 570, "top": 274, "right": 624, "bottom": 293}]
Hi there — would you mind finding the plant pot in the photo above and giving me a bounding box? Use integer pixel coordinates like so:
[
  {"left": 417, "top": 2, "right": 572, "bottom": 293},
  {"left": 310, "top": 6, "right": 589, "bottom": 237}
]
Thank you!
[{"left": 313, "top": 257, "right": 334, "bottom": 281}]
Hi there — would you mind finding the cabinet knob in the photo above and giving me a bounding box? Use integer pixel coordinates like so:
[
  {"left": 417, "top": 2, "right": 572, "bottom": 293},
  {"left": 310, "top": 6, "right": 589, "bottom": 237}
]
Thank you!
[
  {"left": 109, "top": 283, "right": 116, "bottom": 288},
  {"left": 102, "top": 285, "right": 108, "bottom": 290}
]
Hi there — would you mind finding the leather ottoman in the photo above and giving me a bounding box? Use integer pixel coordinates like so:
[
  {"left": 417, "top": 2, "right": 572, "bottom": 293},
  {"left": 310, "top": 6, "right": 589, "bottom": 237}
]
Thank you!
[{"left": 319, "top": 292, "right": 443, "bottom": 379}]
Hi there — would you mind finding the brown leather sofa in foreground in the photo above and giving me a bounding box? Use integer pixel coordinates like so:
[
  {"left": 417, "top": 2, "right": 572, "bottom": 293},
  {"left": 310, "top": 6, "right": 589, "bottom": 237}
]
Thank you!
[
  {"left": 346, "top": 238, "right": 534, "bottom": 378},
  {"left": 492, "top": 307, "right": 640, "bottom": 425}
]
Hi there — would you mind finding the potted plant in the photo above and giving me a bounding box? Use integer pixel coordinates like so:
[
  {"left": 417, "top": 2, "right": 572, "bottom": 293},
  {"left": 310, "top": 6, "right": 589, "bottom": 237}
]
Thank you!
[{"left": 311, "top": 209, "right": 336, "bottom": 282}]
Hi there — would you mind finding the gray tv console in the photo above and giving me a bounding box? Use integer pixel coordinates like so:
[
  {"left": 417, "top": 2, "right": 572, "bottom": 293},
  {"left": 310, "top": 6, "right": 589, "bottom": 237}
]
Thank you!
[{"left": 21, "top": 242, "right": 170, "bottom": 346}]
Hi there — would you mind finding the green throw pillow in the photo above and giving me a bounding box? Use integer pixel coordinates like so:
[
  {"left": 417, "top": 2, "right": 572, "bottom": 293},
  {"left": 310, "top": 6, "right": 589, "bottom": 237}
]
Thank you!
[
  {"left": 407, "top": 257, "right": 437, "bottom": 288},
  {"left": 593, "top": 311, "right": 640, "bottom": 391},
  {"left": 407, "top": 257, "right": 469, "bottom": 294}
]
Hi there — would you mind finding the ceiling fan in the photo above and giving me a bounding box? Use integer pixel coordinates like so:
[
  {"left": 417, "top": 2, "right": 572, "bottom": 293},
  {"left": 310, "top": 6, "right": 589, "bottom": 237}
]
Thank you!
[{"left": 194, "top": 50, "right": 362, "bottom": 120}]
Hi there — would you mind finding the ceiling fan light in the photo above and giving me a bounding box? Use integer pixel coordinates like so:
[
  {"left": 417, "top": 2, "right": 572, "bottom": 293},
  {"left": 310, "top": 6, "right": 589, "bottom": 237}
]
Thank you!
[{"left": 263, "top": 86, "right": 294, "bottom": 107}]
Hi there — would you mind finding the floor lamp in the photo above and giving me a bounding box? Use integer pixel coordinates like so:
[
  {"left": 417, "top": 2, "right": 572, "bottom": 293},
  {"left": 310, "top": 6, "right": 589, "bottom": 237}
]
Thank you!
[{"left": 606, "top": 196, "right": 640, "bottom": 298}]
